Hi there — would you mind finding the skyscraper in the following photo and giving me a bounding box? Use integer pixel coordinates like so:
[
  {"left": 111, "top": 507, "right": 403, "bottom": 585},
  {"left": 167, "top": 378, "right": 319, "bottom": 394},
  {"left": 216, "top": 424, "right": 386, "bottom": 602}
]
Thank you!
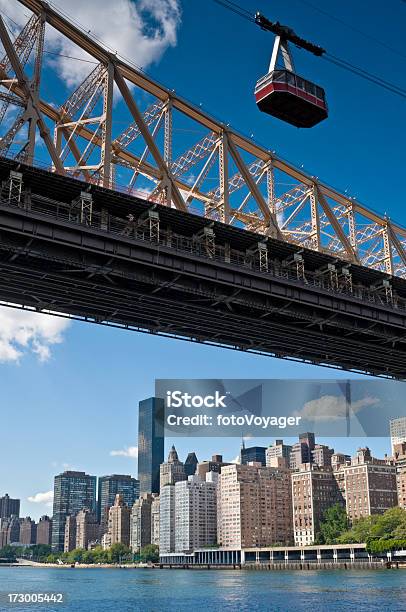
[
  {"left": 130, "top": 493, "right": 156, "bottom": 553},
  {"left": 175, "top": 473, "right": 218, "bottom": 553},
  {"left": 138, "top": 397, "right": 165, "bottom": 495},
  {"left": 0, "top": 516, "right": 20, "bottom": 546},
  {"left": 217, "top": 463, "right": 293, "bottom": 549},
  {"left": 52, "top": 471, "right": 97, "bottom": 551},
  {"left": 107, "top": 494, "right": 131, "bottom": 547},
  {"left": 342, "top": 448, "right": 398, "bottom": 522},
  {"left": 300, "top": 432, "right": 315, "bottom": 449},
  {"left": 76, "top": 508, "right": 99, "bottom": 550},
  {"left": 290, "top": 432, "right": 316, "bottom": 470},
  {"left": 394, "top": 443, "right": 406, "bottom": 509},
  {"left": 64, "top": 515, "right": 77, "bottom": 553},
  {"left": 240, "top": 445, "right": 266, "bottom": 466},
  {"left": 151, "top": 495, "right": 160, "bottom": 547},
  {"left": 36, "top": 516, "right": 52, "bottom": 546},
  {"left": 159, "top": 484, "right": 175, "bottom": 554},
  {"left": 160, "top": 445, "right": 187, "bottom": 489},
  {"left": 19, "top": 517, "right": 37, "bottom": 545},
  {"left": 0, "top": 494, "right": 20, "bottom": 519},
  {"left": 312, "top": 444, "right": 334, "bottom": 468},
  {"left": 390, "top": 417, "right": 406, "bottom": 455},
  {"left": 184, "top": 452, "right": 199, "bottom": 477},
  {"left": 266, "top": 440, "right": 292, "bottom": 467},
  {"left": 292, "top": 464, "right": 343, "bottom": 546},
  {"left": 98, "top": 475, "right": 139, "bottom": 532}
]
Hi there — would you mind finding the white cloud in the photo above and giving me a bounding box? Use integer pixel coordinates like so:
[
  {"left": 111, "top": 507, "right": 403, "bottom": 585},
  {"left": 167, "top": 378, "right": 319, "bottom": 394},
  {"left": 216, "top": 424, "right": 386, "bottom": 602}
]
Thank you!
[
  {"left": 0, "top": 0, "right": 181, "bottom": 87},
  {"left": 295, "top": 394, "right": 380, "bottom": 422},
  {"left": 27, "top": 490, "right": 54, "bottom": 507},
  {"left": 110, "top": 446, "right": 138, "bottom": 458},
  {"left": 0, "top": 307, "right": 70, "bottom": 363},
  {"left": 230, "top": 455, "right": 240, "bottom": 464},
  {"left": 185, "top": 174, "right": 196, "bottom": 186}
]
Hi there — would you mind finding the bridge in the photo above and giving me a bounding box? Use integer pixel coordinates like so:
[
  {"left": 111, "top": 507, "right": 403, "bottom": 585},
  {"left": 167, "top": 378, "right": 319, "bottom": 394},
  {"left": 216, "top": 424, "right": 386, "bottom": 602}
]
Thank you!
[{"left": 0, "top": 0, "right": 405, "bottom": 378}]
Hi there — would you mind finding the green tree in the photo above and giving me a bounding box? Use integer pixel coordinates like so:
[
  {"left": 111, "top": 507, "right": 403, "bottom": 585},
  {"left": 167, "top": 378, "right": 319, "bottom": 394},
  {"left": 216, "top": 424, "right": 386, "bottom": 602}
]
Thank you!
[
  {"left": 109, "top": 543, "right": 131, "bottom": 564},
  {"left": 63, "top": 548, "right": 85, "bottom": 564},
  {"left": 29, "top": 544, "right": 52, "bottom": 561},
  {"left": 91, "top": 546, "right": 109, "bottom": 564},
  {"left": 367, "top": 538, "right": 406, "bottom": 554},
  {"left": 336, "top": 507, "right": 406, "bottom": 550},
  {"left": 337, "top": 515, "right": 378, "bottom": 544},
  {"left": 393, "top": 522, "right": 406, "bottom": 540},
  {"left": 140, "top": 544, "right": 159, "bottom": 563},
  {"left": 81, "top": 550, "right": 95, "bottom": 564},
  {"left": 0, "top": 545, "right": 17, "bottom": 560},
  {"left": 316, "top": 504, "right": 349, "bottom": 544},
  {"left": 370, "top": 507, "right": 406, "bottom": 540}
]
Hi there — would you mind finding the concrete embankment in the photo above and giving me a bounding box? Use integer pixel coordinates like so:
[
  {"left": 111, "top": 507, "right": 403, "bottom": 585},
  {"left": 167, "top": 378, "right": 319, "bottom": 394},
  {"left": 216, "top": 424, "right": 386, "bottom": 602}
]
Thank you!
[{"left": 2, "top": 560, "right": 152, "bottom": 569}]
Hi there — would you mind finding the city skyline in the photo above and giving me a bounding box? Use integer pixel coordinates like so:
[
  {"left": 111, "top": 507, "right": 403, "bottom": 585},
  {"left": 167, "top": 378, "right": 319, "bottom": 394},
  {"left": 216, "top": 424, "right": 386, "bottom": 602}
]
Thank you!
[
  {"left": 1, "top": 424, "right": 401, "bottom": 522},
  {"left": 2, "top": 421, "right": 400, "bottom": 522},
  {"left": 2, "top": 423, "right": 406, "bottom": 556}
]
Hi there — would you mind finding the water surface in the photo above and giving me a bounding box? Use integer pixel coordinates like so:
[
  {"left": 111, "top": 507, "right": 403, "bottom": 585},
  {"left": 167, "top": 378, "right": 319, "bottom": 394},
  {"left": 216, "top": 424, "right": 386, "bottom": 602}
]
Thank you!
[{"left": 1, "top": 567, "right": 405, "bottom": 611}]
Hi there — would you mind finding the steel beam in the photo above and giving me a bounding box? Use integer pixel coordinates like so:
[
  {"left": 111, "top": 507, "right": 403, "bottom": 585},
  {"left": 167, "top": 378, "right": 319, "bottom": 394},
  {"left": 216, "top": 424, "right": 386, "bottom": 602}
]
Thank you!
[{"left": 0, "top": 16, "right": 64, "bottom": 173}]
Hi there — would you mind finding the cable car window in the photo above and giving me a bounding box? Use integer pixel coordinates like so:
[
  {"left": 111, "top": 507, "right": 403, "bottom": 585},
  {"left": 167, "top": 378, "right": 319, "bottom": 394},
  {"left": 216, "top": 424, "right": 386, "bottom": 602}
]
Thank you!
[
  {"left": 255, "top": 74, "right": 269, "bottom": 89},
  {"left": 305, "top": 81, "right": 315, "bottom": 96},
  {"left": 296, "top": 77, "right": 304, "bottom": 91},
  {"left": 273, "top": 70, "right": 284, "bottom": 82},
  {"left": 315, "top": 86, "right": 324, "bottom": 100}
]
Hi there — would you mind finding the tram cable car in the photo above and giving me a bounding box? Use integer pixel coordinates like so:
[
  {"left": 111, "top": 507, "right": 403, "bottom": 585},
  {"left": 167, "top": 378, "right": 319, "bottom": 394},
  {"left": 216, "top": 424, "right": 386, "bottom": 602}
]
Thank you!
[{"left": 254, "top": 13, "right": 328, "bottom": 128}]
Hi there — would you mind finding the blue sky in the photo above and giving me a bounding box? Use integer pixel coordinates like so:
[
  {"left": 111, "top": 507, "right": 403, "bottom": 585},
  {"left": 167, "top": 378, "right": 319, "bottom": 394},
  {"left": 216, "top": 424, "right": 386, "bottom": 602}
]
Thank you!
[{"left": 0, "top": 0, "right": 405, "bottom": 519}]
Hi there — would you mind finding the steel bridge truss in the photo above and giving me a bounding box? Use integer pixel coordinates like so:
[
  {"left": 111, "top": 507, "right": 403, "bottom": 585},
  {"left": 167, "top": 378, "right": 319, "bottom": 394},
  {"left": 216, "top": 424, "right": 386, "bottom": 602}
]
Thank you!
[{"left": 0, "top": 0, "right": 405, "bottom": 283}]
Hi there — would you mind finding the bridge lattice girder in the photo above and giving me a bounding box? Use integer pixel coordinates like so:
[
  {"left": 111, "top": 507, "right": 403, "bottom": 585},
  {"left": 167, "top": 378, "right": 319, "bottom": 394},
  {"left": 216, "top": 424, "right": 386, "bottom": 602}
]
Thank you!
[{"left": 0, "top": 0, "right": 405, "bottom": 279}]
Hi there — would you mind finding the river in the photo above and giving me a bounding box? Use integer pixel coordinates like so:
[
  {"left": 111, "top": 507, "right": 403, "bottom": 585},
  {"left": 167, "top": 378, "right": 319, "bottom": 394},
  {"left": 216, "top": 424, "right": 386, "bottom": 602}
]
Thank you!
[{"left": 1, "top": 567, "right": 405, "bottom": 611}]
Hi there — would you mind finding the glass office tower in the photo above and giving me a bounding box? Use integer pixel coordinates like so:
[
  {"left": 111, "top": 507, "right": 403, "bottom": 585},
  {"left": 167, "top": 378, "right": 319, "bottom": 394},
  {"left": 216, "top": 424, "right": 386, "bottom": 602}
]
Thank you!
[
  {"left": 138, "top": 397, "right": 164, "bottom": 495},
  {"left": 52, "top": 471, "right": 97, "bottom": 551},
  {"left": 184, "top": 452, "right": 198, "bottom": 477},
  {"left": 240, "top": 446, "right": 267, "bottom": 466}
]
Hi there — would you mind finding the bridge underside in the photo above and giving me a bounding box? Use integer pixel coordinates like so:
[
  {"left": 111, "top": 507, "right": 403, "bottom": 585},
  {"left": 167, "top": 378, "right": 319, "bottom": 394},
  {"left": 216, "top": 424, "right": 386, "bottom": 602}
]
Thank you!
[{"left": 0, "top": 157, "right": 406, "bottom": 378}]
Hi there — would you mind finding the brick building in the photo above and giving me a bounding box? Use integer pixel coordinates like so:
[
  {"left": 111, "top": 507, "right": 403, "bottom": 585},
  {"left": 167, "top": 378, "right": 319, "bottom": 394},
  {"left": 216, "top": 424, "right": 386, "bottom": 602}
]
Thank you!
[
  {"left": 394, "top": 442, "right": 406, "bottom": 510},
  {"left": 217, "top": 463, "right": 293, "bottom": 549},
  {"left": 76, "top": 509, "right": 99, "bottom": 549},
  {"left": 36, "top": 516, "right": 52, "bottom": 546},
  {"left": 19, "top": 517, "right": 37, "bottom": 546},
  {"left": 291, "top": 464, "right": 343, "bottom": 546},
  {"left": 343, "top": 448, "right": 398, "bottom": 521}
]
